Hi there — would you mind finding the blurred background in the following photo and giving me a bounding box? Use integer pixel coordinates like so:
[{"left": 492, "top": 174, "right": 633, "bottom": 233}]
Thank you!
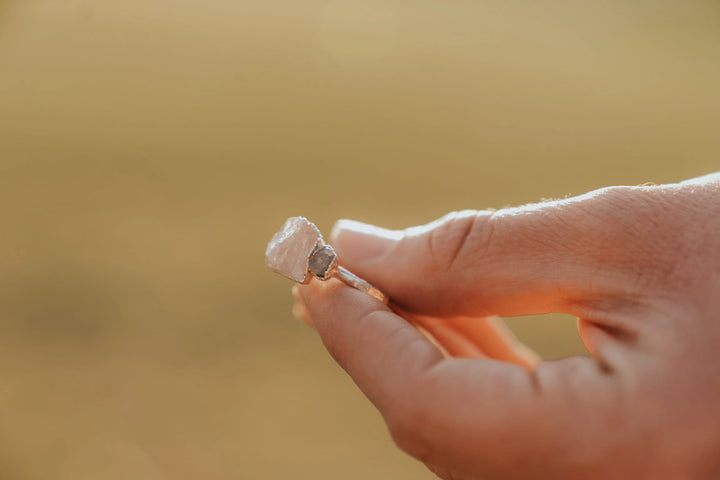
[{"left": 0, "top": 0, "right": 719, "bottom": 478}]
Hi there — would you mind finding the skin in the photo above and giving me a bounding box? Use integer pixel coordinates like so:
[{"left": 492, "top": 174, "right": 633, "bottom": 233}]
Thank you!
[{"left": 293, "top": 172, "right": 720, "bottom": 479}]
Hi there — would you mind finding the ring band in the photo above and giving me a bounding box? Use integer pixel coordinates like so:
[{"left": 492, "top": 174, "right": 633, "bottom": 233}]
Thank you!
[{"left": 333, "top": 265, "right": 389, "bottom": 304}]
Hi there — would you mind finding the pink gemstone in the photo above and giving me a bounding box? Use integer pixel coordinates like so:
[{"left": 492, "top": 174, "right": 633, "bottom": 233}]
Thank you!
[{"left": 265, "top": 217, "right": 323, "bottom": 282}]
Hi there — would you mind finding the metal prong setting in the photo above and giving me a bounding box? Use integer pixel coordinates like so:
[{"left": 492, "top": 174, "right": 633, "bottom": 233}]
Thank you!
[
  {"left": 307, "top": 244, "right": 338, "bottom": 280},
  {"left": 307, "top": 243, "right": 389, "bottom": 304}
]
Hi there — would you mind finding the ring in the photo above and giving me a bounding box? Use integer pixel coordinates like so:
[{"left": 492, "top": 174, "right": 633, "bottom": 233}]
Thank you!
[{"left": 266, "top": 216, "right": 389, "bottom": 304}]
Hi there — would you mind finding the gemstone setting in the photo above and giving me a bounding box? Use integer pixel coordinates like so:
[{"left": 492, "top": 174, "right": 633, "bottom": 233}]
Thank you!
[{"left": 308, "top": 244, "right": 337, "bottom": 280}]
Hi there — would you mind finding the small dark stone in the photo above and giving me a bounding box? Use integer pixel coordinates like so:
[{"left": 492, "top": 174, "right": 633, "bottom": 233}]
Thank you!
[{"left": 308, "top": 245, "right": 337, "bottom": 279}]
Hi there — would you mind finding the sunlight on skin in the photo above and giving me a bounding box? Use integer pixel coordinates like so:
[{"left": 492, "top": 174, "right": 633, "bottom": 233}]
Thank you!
[{"left": 297, "top": 172, "right": 720, "bottom": 479}]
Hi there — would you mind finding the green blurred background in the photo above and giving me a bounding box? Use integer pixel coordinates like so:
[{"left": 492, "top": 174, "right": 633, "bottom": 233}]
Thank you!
[{"left": 0, "top": 1, "right": 718, "bottom": 478}]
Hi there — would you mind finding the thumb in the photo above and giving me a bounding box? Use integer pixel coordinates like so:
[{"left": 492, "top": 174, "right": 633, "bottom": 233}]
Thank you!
[{"left": 331, "top": 185, "right": 674, "bottom": 319}]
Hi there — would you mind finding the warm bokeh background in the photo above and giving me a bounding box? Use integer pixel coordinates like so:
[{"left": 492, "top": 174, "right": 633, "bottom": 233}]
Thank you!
[{"left": 0, "top": 1, "right": 719, "bottom": 478}]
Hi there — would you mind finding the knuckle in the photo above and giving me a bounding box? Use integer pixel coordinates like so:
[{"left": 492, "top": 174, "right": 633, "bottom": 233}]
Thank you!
[
  {"left": 426, "top": 210, "right": 493, "bottom": 272},
  {"left": 572, "top": 186, "right": 672, "bottom": 257},
  {"left": 588, "top": 184, "right": 636, "bottom": 203},
  {"left": 581, "top": 185, "right": 706, "bottom": 292}
]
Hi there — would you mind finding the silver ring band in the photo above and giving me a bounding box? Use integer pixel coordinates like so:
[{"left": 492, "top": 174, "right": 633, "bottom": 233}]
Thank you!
[{"left": 333, "top": 266, "right": 389, "bottom": 304}]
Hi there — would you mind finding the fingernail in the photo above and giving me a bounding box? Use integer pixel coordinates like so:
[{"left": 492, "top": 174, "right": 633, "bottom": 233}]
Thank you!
[{"left": 330, "top": 219, "right": 401, "bottom": 263}]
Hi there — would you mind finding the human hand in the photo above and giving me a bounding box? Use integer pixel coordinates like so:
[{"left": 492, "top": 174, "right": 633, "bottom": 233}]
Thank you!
[{"left": 294, "top": 172, "right": 720, "bottom": 479}]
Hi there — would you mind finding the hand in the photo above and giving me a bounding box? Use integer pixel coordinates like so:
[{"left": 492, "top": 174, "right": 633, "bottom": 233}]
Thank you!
[{"left": 294, "top": 172, "right": 720, "bottom": 479}]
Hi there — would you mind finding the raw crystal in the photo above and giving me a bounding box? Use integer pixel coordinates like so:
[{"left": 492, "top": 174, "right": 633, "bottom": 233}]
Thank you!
[
  {"left": 265, "top": 216, "right": 323, "bottom": 282},
  {"left": 308, "top": 244, "right": 337, "bottom": 280}
]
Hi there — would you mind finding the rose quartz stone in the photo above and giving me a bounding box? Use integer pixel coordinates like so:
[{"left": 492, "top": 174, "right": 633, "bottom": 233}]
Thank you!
[{"left": 265, "top": 216, "right": 323, "bottom": 282}]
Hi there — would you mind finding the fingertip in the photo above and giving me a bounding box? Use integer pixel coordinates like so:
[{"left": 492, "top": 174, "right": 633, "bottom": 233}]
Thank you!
[
  {"left": 296, "top": 276, "right": 336, "bottom": 299},
  {"left": 292, "top": 300, "right": 314, "bottom": 328},
  {"left": 295, "top": 278, "right": 348, "bottom": 328},
  {"left": 328, "top": 219, "right": 352, "bottom": 244},
  {"left": 329, "top": 219, "right": 401, "bottom": 264}
]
